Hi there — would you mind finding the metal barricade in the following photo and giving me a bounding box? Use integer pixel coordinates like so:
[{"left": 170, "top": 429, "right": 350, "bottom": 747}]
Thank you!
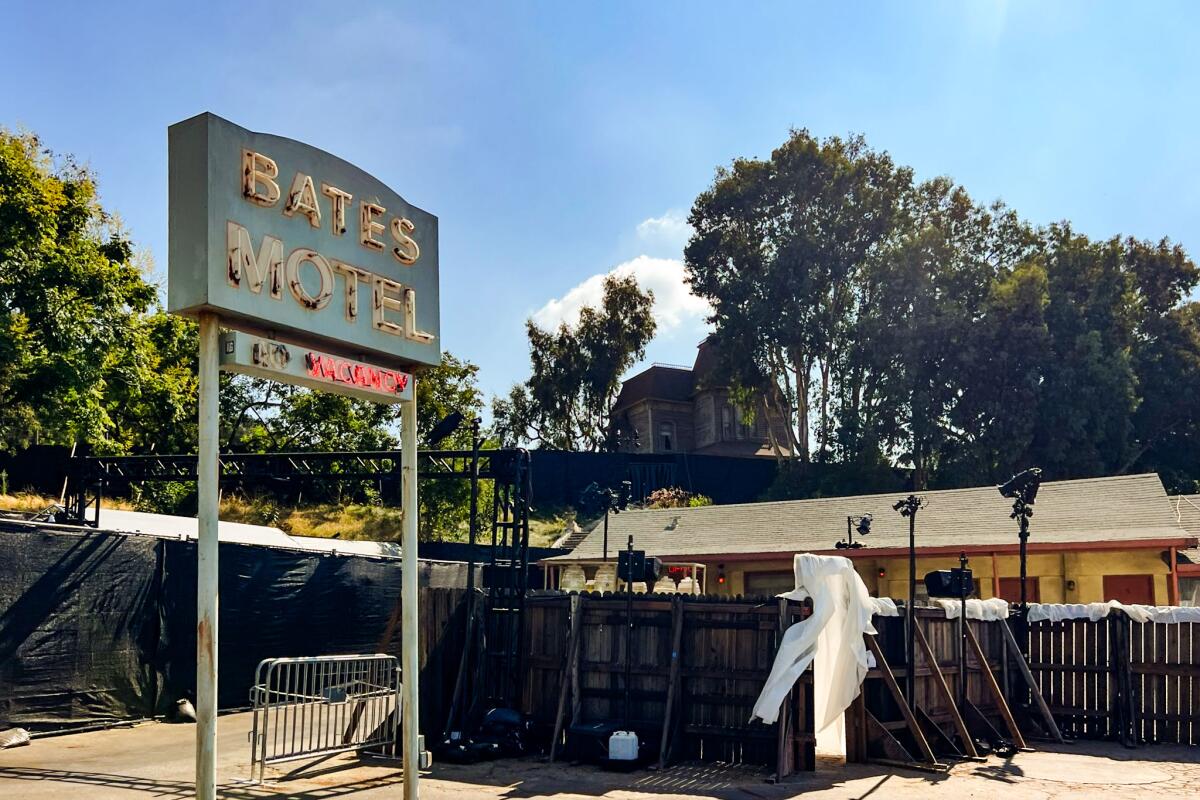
[{"left": 249, "top": 654, "right": 401, "bottom": 782}]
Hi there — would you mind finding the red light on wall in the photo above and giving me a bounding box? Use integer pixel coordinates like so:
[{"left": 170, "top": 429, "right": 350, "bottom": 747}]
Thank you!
[{"left": 878, "top": 567, "right": 887, "bottom": 578}]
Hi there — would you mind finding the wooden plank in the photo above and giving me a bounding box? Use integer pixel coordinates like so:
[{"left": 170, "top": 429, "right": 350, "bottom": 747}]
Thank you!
[
  {"left": 1189, "top": 622, "right": 1198, "bottom": 745},
  {"left": 916, "top": 705, "right": 963, "bottom": 759},
  {"left": 549, "top": 594, "right": 582, "bottom": 762},
  {"left": 913, "top": 621, "right": 979, "bottom": 757},
  {"left": 865, "top": 708, "right": 916, "bottom": 764},
  {"left": 998, "top": 618, "right": 1063, "bottom": 743},
  {"left": 775, "top": 597, "right": 792, "bottom": 781},
  {"left": 657, "top": 596, "right": 684, "bottom": 769},
  {"left": 963, "top": 698, "right": 1003, "bottom": 746},
  {"left": 964, "top": 621, "right": 1027, "bottom": 750},
  {"left": 863, "top": 634, "right": 940, "bottom": 767},
  {"left": 569, "top": 597, "right": 585, "bottom": 728}
]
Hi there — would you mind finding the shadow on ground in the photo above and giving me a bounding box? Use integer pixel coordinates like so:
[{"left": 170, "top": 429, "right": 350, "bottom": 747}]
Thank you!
[
  {"left": 420, "top": 756, "right": 950, "bottom": 800},
  {"left": 0, "top": 764, "right": 406, "bottom": 799}
]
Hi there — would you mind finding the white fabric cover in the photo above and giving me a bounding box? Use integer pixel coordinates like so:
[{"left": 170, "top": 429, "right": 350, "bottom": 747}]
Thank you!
[
  {"left": 751, "top": 554, "right": 878, "bottom": 744},
  {"left": 930, "top": 597, "right": 1010, "bottom": 621},
  {"left": 869, "top": 597, "right": 901, "bottom": 617},
  {"left": 1027, "top": 601, "right": 1200, "bottom": 624}
]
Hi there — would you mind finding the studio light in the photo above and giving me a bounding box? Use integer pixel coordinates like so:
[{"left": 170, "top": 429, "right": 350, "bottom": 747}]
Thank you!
[{"left": 836, "top": 513, "right": 873, "bottom": 549}]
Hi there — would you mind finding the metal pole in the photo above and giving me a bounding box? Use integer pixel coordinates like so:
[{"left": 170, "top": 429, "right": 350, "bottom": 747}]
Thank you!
[
  {"left": 196, "top": 311, "right": 220, "bottom": 800},
  {"left": 466, "top": 420, "right": 480, "bottom": 597},
  {"left": 603, "top": 507, "right": 610, "bottom": 562},
  {"left": 1018, "top": 510, "right": 1028, "bottom": 611},
  {"left": 401, "top": 390, "right": 420, "bottom": 799},
  {"left": 1018, "top": 508, "right": 1030, "bottom": 657},
  {"left": 958, "top": 552, "right": 968, "bottom": 707},
  {"left": 624, "top": 535, "right": 634, "bottom": 729},
  {"left": 907, "top": 509, "right": 916, "bottom": 712}
]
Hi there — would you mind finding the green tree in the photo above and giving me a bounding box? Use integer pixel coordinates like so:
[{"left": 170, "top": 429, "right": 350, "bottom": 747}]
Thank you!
[
  {"left": 691, "top": 128, "right": 1200, "bottom": 497},
  {"left": 1118, "top": 238, "right": 1200, "bottom": 486},
  {"left": 856, "top": 183, "right": 1035, "bottom": 488},
  {"left": 685, "top": 130, "right": 911, "bottom": 461},
  {"left": 494, "top": 274, "right": 655, "bottom": 450},
  {"left": 221, "top": 352, "right": 486, "bottom": 539},
  {"left": 99, "top": 311, "right": 198, "bottom": 454},
  {"left": 414, "top": 353, "right": 489, "bottom": 540},
  {"left": 1029, "top": 227, "right": 1138, "bottom": 478},
  {"left": 0, "top": 130, "right": 157, "bottom": 450}
]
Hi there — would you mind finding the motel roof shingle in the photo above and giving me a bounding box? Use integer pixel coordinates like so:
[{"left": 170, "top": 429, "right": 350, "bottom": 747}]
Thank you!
[{"left": 550, "top": 473, "right": 1192, "bottom": 562}]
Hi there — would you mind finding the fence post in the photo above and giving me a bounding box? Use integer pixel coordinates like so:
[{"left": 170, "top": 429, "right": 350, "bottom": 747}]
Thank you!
[
  {"left": 1110, "top": 610, "right": 1135, "bottom": 746},
  {"left": 775, "top": 596, "right": 792, "bottom": 781}
]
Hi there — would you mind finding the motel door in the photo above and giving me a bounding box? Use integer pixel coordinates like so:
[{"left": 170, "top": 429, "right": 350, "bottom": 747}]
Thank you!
[
  {"left": 997, "top": 577, "right": 1040, "bottom": 603},
  {"left": 1103, "top": 574, "right": 1155, "bottom": 605}
]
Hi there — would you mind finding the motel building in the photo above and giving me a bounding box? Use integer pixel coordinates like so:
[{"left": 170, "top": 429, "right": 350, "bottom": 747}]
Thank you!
[{"left": 544, "top": 473, "right": 1199, "bottom": 607}]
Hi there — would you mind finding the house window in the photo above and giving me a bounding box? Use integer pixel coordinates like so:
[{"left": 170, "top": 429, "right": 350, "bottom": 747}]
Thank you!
[
  {"left": 734, "top": 405, "right": 748, "bottom": 440},
  {"left": 658, "top": 421, "right": 675, "bottom": 452},
  {"left": 721, "top": 406, "right": 732, "bottom": 439}
]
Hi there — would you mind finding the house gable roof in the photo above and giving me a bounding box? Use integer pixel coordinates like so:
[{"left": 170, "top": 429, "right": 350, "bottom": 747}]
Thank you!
[{"left": 611, "top": 365, "right": 694, "bottom": 414}]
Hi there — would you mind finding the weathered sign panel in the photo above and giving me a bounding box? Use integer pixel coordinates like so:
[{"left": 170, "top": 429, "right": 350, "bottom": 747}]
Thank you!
[
  {"left": 218, "top": 331, "right": 413, "bottom": 403},
  {"left": 168, "top": 112, "right": 440, "bottom": 371}
]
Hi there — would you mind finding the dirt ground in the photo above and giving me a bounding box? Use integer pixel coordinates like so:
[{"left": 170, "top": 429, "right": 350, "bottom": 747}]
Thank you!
[{"left": 1, "top": 712, "right": 1197, "bottom": 799}]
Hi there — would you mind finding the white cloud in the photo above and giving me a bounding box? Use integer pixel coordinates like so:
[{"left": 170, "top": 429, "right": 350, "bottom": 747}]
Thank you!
[
  {"left": 635, "top": 210, "right": 692, "bottom": 255},
  {"left": 532, "top": 255, "right": 711, "bottom": 334}
]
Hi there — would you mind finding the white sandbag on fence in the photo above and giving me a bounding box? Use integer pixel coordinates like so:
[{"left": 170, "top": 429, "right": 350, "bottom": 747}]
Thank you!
[
  {"left": 930, "top": 597, "right": 1010, "bottom": 621},
  {"left": 1028, "top": 601, "right": 1200, "bottom": 624}
]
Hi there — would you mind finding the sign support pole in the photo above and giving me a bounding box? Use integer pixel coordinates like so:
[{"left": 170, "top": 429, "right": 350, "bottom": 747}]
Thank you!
[
  {"left": 196, "top": 311, "right": 220, "bottom": 800},
  {"left": 401, "top": 385, "right": 420, "bottom": 799}
]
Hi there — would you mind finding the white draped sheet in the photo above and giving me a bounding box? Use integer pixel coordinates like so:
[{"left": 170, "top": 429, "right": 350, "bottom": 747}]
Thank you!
[{"left": 750, "top": 554, "right": 880, "bottom": 751}]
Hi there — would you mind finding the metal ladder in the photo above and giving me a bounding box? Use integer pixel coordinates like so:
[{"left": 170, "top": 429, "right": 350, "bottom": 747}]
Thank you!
[{"left": 482, "top": 450, "right": 532, "bottom": 710}]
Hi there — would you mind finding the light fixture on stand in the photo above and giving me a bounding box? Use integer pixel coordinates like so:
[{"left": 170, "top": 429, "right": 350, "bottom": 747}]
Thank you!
[
  {"left": 893, "top": 494, "right": 927, "bottom": 712},
  {"left": 999, "top": 467, "right": 1042, "bottom": 655},
  {"left": 836, "top": 513, "right": 873, "bottom": 549}
]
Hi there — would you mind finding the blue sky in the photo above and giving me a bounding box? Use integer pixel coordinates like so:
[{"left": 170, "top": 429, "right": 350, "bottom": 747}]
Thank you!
[{"left": 4, "top": 2, "right": 1199, "bottom": 402}]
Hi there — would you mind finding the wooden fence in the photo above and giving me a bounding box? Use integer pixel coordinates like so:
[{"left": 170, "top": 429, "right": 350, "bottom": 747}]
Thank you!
[
  {"left": 847, "top": 610, "right": 1027, "bottom": 768},
  {"left": 520, "top": 592, "right": 815, "bottom": 776},
  {"left": 1028, "top": 613, "right": 1200, "bottom": 746},
  {"left": 846, "top": 607, "right": 1200, "bottom": 770},
  {"left": 377, "top": 586, "right": 469, "bottom": 737}
]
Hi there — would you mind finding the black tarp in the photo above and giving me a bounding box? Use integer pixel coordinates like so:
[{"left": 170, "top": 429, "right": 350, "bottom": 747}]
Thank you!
[
  {"left": 0, "top": 528, "right": 161, "bottom": 729},
  {"left": 0, "top": 523, "right": 462, "bottom": 733}
]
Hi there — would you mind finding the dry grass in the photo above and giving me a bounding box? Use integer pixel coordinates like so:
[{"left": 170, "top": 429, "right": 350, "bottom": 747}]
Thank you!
[
  {"left": 0, "top": 492, "right": 136, "bottom": 513},
  {"left": 218, "top": 496, "right": 405, "bottom": 541},
  {"left": 529, "top": 507, "right": 576, "bottom": 548},
  {"left": 0, "top": 491, "right": 570, "bottom": 547}
]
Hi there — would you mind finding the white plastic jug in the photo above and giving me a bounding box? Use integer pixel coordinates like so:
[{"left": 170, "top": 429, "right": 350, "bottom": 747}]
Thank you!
[{"left": 608, "top": 730, "right": 638, "bottom": 761}]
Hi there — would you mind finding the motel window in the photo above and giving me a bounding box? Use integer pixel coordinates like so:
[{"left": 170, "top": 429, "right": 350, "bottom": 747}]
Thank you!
[
  {"left": 1181, "top": 577, "right": 1200, "bottom": 607},
  {"left": 745, "top": 571, "right": 795, "bottom": 597},
  {"left": 659, "top": 421, "right": 675, "bottom": 452}
]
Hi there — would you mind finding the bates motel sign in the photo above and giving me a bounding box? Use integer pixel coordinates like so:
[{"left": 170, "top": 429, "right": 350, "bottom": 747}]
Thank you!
[{"left": 168, "top": 112, "right": 440, "bottom": 372}]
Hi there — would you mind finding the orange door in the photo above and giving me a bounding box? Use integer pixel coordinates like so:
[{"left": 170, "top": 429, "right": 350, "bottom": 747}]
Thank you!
[{"left": 1102, "top": 574, "right": 1155, "bottom": 605}]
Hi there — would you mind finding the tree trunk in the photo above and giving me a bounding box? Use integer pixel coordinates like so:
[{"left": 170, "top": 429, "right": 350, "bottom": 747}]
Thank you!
[
  {"left": 790, "top": 347, "right": 811, "bottom": 461},
  {"left": 818, "top": 356, "right": 831, "bottom": 461}
]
